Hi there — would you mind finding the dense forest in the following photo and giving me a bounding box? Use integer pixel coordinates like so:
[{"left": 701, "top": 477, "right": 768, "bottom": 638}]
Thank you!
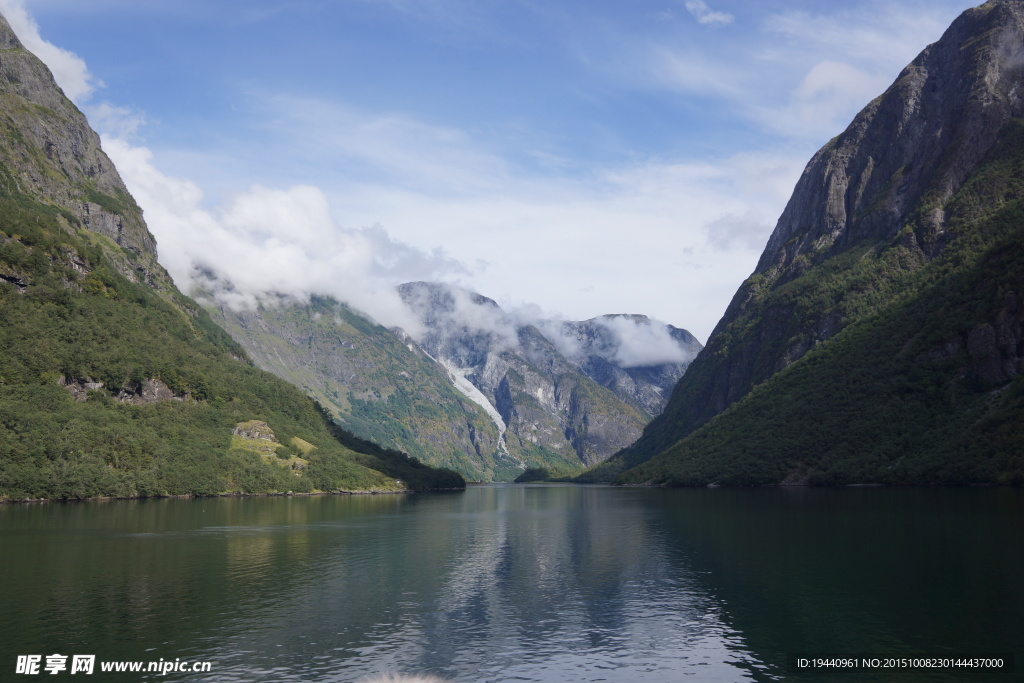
[{"left": 0, "top": 178, "right": 463, "bottom": 498}]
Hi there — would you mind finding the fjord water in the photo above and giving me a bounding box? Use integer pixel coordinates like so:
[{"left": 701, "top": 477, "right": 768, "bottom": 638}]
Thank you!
[{"left": 1, "top": 486, "right": 1020, "bottom": 682}]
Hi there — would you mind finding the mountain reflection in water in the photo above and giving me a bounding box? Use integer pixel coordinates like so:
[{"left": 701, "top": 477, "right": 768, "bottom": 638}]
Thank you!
[{"left": 1, "top": 485, "right": 1020, "bottom": 681}]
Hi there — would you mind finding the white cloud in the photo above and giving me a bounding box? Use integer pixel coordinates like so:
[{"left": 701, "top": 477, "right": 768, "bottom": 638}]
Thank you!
[
  {"left": 102, "top": 137, "right": 465, "bottom": 335},
  {"left": 626, "top": 2, "right": 972, "bottom": 145},
  {"left": 684, "top": 0, "right": 734, "bottom": 27},
  {"left": 85, "top": 102, "right": 148, "bottom": 140},
  {"left": 763, "top": 7, "right": 953, "bottom": 69},
  {"left": 537, "top": 315, "right": 697, "bottom": 368},
  {"left": 648, "top": 45, "right": 744, "bottom": 97},
  {"left": 254, "top": 95, "right": 513, "bottom": 195},
  {"left": 216, "top": 94, "right": 804, "bottom": 337},
  {"left": 0, "top": 0, "right": 99, "bottom": 102},
  {"left": 748, "top": 5, "right": 964, "bottom": 138},
  {"left": 756, "top": 60, "right": 891, "bottom": 139},
  {"left": 314, "top": 145, "right": 804, "bottom": 341},
  {"left": 405, "top": 285, "right": 696, "bottom": 368},
  {"left": 705, "top": 208, "right": 773, "bottom": 251},
  {"left": 598, "top": 315, "right": 696, "bottom": 367},
  {"left": 401, "top": 282, "right": 520, "bottom": 350}
]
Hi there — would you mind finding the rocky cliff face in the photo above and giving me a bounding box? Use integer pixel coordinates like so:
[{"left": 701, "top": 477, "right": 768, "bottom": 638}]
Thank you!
[
  {"left": 399, "top": 282, "right": 700, "bottom": 469},
  {"left": 0, "top": 16, "right": 157, "bottom": 274},
  {"left": 608, "top": 0, "right": 1024, "bottom": 485}
]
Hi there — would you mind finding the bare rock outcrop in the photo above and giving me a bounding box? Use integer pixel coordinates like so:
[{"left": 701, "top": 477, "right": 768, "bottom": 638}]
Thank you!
[{"left": 0, "top": 14, "right": 159, "bottom": 273}]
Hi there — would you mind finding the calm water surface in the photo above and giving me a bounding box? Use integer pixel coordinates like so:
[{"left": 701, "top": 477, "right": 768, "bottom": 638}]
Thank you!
[{"left": 1, "top": 485, "right": 1020, "bottom": 681}]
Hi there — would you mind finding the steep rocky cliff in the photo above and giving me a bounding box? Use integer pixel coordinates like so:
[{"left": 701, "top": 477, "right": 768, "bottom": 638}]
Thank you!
[
  {"left": 607, "top": 0, "right": 1024, "bottom": 486},
  {"left": 0, "top": 19, "right": 157, "bottom": 278}
]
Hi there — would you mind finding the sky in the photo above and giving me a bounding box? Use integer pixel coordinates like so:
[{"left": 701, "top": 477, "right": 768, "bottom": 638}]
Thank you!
[{"left": 1, "top": 0, "right": 981, "bottom": 342}]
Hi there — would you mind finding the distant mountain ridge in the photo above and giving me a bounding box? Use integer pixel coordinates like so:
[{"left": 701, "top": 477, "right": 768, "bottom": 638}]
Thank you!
[
  {"left": 207, "top": 282, "right": 702, "bottom": 481},
  {"left": 399, "top": 281, "right": 700, "bottom": 469},
  {"left": 206, "top": 295, "right": 515, "bottom": 481},
  {"left": 398, "top": 282, "right": 701, "bottom": 468},
  {"left": 601, "top": 0, "right": 1024, "bottom": 486},
  {"left": 538, "top": 313, "right": 700, "bottom": 417}
]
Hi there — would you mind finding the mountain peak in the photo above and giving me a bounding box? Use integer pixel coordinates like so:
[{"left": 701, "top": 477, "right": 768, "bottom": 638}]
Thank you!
[
  {"left": 757, "top": 0, "right": 1024, "bottom": 280},
  {"left": 0, "top": 13, "right": 24, "bottom": 50},
  {"left": 397, "top": 281, "right": 501, "bottom": 321}
]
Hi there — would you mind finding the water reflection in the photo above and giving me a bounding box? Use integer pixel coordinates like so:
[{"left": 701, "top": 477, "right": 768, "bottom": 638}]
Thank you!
[
  {"left": 193, "top": 486, "right": 760, "bottom": 681},
  {"left": 649, "top": 487, "right": 1024, "bottom": 680},
  {"left": 2, "top": 487, "right": 1019, "bottom": 682}
]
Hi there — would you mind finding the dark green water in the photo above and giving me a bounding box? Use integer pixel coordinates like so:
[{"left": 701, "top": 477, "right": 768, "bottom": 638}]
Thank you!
[{"left": 1, "top": 485, "right": 1020, "bottom": 681}]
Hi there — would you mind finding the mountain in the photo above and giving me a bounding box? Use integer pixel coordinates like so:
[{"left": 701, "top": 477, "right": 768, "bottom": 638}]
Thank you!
[
  {"left": 205, "top": 295, "right": 517, "bottom": 481},
  {"left": 0, "top": 14, "right": 463, "bottom": 499},
  {"left": 604, "top": 0, "right": 1024, "bottom": 486},
  {"left": 206, "top": 282, "right": 701, "bottom": 481},
  {"left": 536, "top": 313, "right": 701, "bottom": 417},
  {"left": 399, "top": 282, "right": 701, "bottom": 472}
]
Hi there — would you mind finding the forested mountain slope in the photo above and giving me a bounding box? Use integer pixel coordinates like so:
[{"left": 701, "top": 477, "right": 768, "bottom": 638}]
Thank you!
[
  {"left": 206, "top": 296, "right": 515, "bottom": 482},
  {"left": 0, "top": 14, "right": 462, "bottom": 499}
]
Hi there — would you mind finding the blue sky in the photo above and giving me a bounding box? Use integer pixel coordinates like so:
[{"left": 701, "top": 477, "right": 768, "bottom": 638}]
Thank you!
[{"left": 3, "top": 0, "right": 980, "bottom": 340}]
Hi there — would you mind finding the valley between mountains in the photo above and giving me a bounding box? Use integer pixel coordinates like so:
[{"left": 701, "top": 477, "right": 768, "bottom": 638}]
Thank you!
[
  {"left": 205, "top": 282, "right": 701, "bottom": 482},
  {"left": 3, "top": 0, "right": 1024, "bottom": 499}
]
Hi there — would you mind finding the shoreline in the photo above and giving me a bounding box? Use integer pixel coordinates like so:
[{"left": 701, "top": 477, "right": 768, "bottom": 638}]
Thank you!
[{"left": 0, "top": 488, "right": 418, "bottom": 505}]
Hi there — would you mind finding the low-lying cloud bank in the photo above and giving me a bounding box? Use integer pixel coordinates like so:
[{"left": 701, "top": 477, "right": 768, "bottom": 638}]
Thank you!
[
  {"left": 539, "top": 315, "right": 697, "bottom": 368},
  {"left": 400, "top": 282, "right": 697, "bottom": 370},
  {"left": 104, "top": 139, "right": 464, "bottom": 336}
]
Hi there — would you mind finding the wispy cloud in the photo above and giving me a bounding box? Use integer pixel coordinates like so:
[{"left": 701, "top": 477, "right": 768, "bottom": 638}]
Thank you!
[
  {"left": 704, "top": 209, "right": 773, "bottom": 251},
  {"left": 684, "top": 1, "right": 734, "bottom": 28},
  {"left": 763, "top": 6, "right": 953, "bottom": 68},
  {"left": 407, "top": 283, "right": 697, "bottom": 368},
  {"left": 753, "top": 60, "right": 891, "bottom": 139},
  {"left": 629, "top": 2, "right": 971, "bottom": 143},
  {"left": 85, "top": 102, "right": 148, "bottom": 140},
  {"left": 647, "top": 45, "right": 745, "bottom": 97},
  {"left": 556, "top": 315, "right": 697, "bottom": 367},
  {"left": 253, "top": 95, "right": 514, "bottom": 195},
  {"left": 309, "top": 135, "right": 805, "bottom": 339}
]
